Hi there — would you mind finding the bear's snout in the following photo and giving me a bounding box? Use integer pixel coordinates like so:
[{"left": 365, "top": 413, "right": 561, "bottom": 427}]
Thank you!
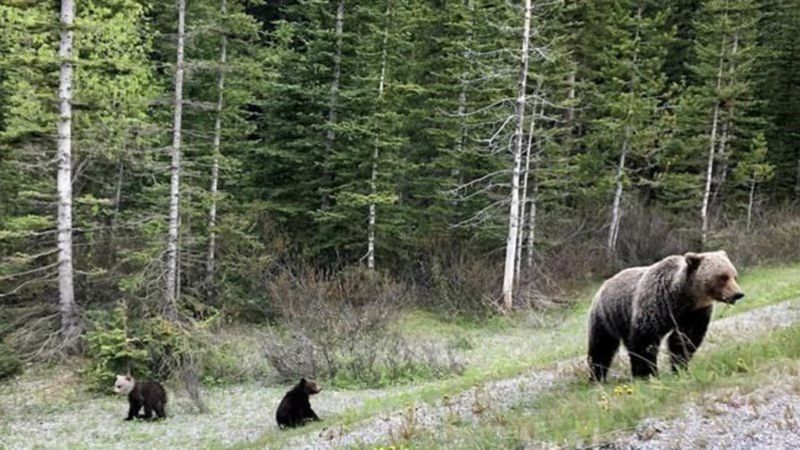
[{"left": 729, "top": 292, "right": 745, "bottom": 304}]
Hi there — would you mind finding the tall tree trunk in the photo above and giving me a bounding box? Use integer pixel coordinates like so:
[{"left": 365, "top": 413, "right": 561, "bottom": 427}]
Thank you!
[
  {"left": 207, "top": 0, "right": 227, "bottom": 298},
  {"left": 526, "top": 172, "right": 538, "bottom": 269},
  {"left": 607, "top": 127, "right": 629, "bottom": 255},
  {"left": 516, "top": 85, "right": 540, "bottom": 280},
  {"left": 501, "top": 0, "right": 532, "bottom": 312},
  {"left": 746, "top": 178, "right": 755, "bottom": 232},
  {"left": 711, "top": 33, "right": 739, "bottom": 207},
  {"left": 165, "top": 0, "right": 186, "bottom": 321},
  {"left": 367, "top": 6, "right": 389, "bottom": 271},
  {"left": 701, "top": 35, "right": 727, "bottom": 249},
  {"left": 321, "top": 0, "right": 344, "bottom": 210},
  {"left": 57, "top": 0, "right": 79, "bottom": 351}
]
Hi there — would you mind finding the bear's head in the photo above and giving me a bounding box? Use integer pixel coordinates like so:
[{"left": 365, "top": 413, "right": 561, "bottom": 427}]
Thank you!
[
  {"left": 114, "top": 374, "right": 135, "bottom": 395},
  {"left": 300, "top": 378, "right": 322, "bottom": 395},
  {"left": 685, "top": 250, "right": 745, "bottom": 305}
]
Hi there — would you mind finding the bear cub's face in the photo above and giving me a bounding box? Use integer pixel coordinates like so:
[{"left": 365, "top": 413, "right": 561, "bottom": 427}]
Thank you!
[
  {"left": 686, "top": 250, "right": 745, "bottom": 306},
  {"left": 114, "top": 374, "right": 135, "bottom": 395},
  {"left": 301, "top": 378, "right": 322, "bottom": 395}
]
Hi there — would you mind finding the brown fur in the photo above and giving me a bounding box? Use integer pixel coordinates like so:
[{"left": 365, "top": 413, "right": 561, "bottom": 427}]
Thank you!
[
  {"left": 114, "top": 375, "right": 167, "bottom": 420},
  {"left": 587, "top": 251, "right": 744, "bottom": 381},
  {"left": 276, "top": 378, "right": 322, "bottom": 429}
]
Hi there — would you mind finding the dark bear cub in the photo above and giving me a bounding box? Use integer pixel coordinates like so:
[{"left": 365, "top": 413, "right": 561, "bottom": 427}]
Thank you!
[
  {"left": 113, "top": 374, "right": 168, "bottom": 420},
  {"left": 276, "top": 378, "right": 322, "bottom": 429}
]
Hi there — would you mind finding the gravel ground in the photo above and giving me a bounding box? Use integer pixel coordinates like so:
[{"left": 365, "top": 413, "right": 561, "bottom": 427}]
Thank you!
[
  {"left": 1, "top": 300, "right": 799, "bottom": 450},
  {"left": 0, "top": 379, "right": 402, "bottom": 449},
  {"left": 287, "top": 299, "right": 800, "bottom": 450},
  {"left": 610, "top": 383, "right": 800, "bottom": 450}
]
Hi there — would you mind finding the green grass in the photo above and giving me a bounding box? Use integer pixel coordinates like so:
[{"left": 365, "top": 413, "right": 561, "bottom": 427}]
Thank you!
[
  {"left": 407, "top": 321, "right": 800, "bottom": 449},
  {"left": 242, "top": 262, "right": 800, "bottom": 449}
]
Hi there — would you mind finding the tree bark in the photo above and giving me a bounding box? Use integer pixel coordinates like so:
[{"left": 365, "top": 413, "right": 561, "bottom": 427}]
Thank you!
[
  {"left": 746, "top": 178, "right": 755, "bottom": 232},
  {"left": 701, "top": 34, "right": 727, "bottom": 249},
  {"left": 516, "top": 85, "right": 540, "bottom": 280},
  {"left": 321, "top": 0, "right": 344, "bottom": 210},
  {"left": 207, "top": 0, "right": 227, "bottom": 298},
  {"left": 367, "top": 6, "right": 389, "bottom": 271},
  {"left": 501, "top": 0, "right": 532, "bottom": 312},
  {"left": 165, "top": 0, "right": 186, "bottom": 321},
  {"left": 57, "top": 0, "right": 80, "bottom": 352},
  {"left": 711, "top": 33, "right": 739, "bottom": 207},
  {"left": 607, "top": 126, "right": 629, "bottom": 255}
]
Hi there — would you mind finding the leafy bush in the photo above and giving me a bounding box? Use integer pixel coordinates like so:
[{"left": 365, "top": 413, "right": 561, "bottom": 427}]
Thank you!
[{"left": 0, "top": 342, "right": 22, "bottom": 380}]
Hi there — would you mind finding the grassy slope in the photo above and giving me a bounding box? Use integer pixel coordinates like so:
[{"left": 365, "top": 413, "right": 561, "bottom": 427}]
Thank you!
[
  {"left": 248, "top": 263, "right": 800, "bottom": 449},
  {"left": 407, "top": 321, "right": 800, "bottom": 449}
]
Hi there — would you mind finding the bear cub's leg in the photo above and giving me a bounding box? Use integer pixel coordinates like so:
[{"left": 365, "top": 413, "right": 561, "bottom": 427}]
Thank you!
[
  {"left": 126, "top": 398, "right": 142, "bottom": 421},
  {"left": 668, "top": 306, "right": 712, "bottom": 372},
  {"left": 588, "top": 323, "right": 620, "bottom": 382}
]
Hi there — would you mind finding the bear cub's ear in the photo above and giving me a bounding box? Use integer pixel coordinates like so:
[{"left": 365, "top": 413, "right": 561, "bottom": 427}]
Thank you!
[{"left": 684, "top": 252, "right": 703, "bottom": 273}]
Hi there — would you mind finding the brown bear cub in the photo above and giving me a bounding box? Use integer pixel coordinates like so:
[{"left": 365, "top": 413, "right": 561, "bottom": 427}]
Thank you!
[
  {"left": 276, "top": 378, "right": 322, "bottom": 429},
  {"left": 113, "top": 374, "right": 168, "bottom": 420},
  {"left": 587, "top": 250, "right": 744, "bottom": 381}
]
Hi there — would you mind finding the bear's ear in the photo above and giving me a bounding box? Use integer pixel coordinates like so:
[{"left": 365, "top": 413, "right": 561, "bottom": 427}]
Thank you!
[
  {"left": 685, "top": 252, "right": 703, "bottom": 273},
  {"left": 299, "top": 377, "right": 307, "bottom": 385}
]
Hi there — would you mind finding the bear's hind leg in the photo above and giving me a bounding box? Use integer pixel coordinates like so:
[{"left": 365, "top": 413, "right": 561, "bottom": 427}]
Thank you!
[
  {"left": 668, "top": 306, "right": 712, "bottom": 372},
  {"left": 588, "top": 324, "right": 620, "bottom": 382},
  {"left": 154, "top": 402, "right": 166, "bottom": 419}
]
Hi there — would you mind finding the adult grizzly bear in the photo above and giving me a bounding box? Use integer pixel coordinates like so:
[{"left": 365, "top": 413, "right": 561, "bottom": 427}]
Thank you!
[{"left": 587, "top": 250, "right": 744, "bottom": 381}]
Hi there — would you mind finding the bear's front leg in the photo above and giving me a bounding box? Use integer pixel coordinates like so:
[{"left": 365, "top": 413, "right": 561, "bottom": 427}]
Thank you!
[
  {"left": 628, "top": 326, "right": 661, "bottom": 378},
  {"left": 668, "top": 306, "right": 712, "bottom": 372}
]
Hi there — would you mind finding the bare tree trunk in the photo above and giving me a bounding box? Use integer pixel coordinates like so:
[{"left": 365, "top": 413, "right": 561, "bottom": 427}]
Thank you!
[
  {"left": 701, "top": 101, "right": 721, "bottom": 249},
  {"left": 607, "top": 7, "right": 642, "bottom": 256},
  {"left": 711, "top": 33, "right": 739, "bottom": 207},
  {"left": 367, "top": 7, "right": 389, "bottom": 271},
  {"left": 501, "top": 0, "right": 532, "bottom": 312},
  {"left": 321, "top": 0, "right": 344, "bottom": 210},
  {"left": 746, "top": 179, "right": 755, "bottom": 233},
  {"left": 57, "top": 0, "right": 80, "bottom": 351},
  {"left": 516, "top": 85, "right": 540, "bottom": 280},
  {"left": 607, "top": 127, "right": 629, "bottom": 255},
  {"left": 165, "top": 0, "right": 186, "bottom": 321},
  {"left": 701, "top": 35, "right": 727, "bottom": 249},
  {"left": 526, "top": 174, "right": 538, "bottom": 268},
  {"left": 206, "top": 0, "right": 227, "bottom": 298}
]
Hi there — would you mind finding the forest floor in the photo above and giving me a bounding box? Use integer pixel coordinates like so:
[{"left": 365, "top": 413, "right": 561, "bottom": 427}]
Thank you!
[{"left": 2, "top": 264, "right": 800, "bottom": 450}]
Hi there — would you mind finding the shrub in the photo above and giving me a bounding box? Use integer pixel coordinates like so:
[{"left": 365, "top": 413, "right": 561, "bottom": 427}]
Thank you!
[{"left": 263, "top": 267, "right": 464, "bottom": 387}]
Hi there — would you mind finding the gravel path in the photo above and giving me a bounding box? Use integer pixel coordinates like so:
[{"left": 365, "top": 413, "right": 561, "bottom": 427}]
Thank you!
[
  {"left": 287, "top": 299, "right": 800, "bottom": 449},
  {"left": 610, "top": 383, "right": 800, "bottom": 449}
]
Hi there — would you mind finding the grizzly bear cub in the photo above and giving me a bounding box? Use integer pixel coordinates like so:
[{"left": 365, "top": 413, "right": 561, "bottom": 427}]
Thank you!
[
  {"left": 276, "top": 378, "right": 322, "bottom": 429},
  {"left": 587, "top": 250, "right": 744, "bottom": 381},
  {"left": 113, "top": 374, "right": 168, "bottom": 420}
]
